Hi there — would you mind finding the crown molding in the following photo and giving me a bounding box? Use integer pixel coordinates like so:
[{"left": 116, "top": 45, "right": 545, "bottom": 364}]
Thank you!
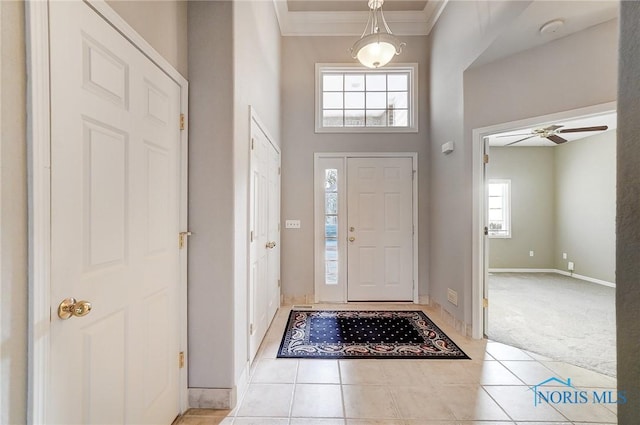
[{"left": 273, "top": 0, "right": 448, "bottom": 37}]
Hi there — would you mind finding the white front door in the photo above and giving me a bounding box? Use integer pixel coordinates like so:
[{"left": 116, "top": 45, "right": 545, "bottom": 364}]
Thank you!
[
  {"left": 347, "top": 157, "right": 414, "bottom": 301},
  {"left": 49, "top": 1, "right": 182, "bottom": 423},
  {"left": 249, "top": 117, "right": 281, "bottom": 362}
]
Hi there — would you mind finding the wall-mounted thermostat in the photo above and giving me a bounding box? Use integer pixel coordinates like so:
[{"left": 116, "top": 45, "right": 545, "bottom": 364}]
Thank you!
[{"left": 442, "top": 141, "right": 454, "bottom": 154}]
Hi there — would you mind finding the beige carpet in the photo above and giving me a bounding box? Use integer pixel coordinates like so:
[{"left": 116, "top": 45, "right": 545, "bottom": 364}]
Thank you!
[{"left": 487, "top": 272, "right": 616, "bottom": 376}]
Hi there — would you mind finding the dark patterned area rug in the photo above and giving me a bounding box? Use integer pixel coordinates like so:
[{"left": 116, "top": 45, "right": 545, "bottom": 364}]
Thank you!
[{"left": 277, "top": 310, "right": 470, "bottom": 359}]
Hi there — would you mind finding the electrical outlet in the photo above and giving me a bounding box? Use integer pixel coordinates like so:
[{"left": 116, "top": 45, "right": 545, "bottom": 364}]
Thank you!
[
  {"left": 529, "top": 250, "right": 534, "bottom": 257},
  {"left": 285, "top": 220, "right": 301, "bottom": 229},
  {"left": 563, "top": 252, "right": 567, "bottom": 259},
  {"left": 568, "top": 261, "right": 575, "bottom": 271},
  {"left": 447, "top": 288, "right": 458, "bottom": 306}
]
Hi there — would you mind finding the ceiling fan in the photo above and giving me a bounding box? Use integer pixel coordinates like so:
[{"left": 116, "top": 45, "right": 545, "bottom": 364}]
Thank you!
[{"left": 498, "top": 124, "right": 609, "bottom": 146}]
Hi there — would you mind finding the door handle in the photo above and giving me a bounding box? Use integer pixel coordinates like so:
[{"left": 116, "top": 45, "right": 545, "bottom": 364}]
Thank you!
[
  {"left": 266, "top": 241, "right": 277, "bottom": 249},
  {"left": 58, "top": 297, "right": 92, "bottom": 320},
  {"left": 348, "top": 236, "right": 356, "bottom": 242}
]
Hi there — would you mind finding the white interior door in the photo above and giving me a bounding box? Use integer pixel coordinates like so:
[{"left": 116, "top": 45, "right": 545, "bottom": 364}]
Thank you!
[
  {"left": 49, "top": 1, "right": 182, "bottom": 423},
  {"left": 347, "top": 157, "right": 414, "bottom": 301},
  {"left": 249, "top": 118, "right": 280, "bottom": 362}
]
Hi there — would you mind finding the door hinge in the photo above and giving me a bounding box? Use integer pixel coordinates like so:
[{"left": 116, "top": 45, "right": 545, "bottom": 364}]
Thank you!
[
  {"left": 251, "top": 138, "right": 255, "bottom": 150},
  {"left": 278, "top": 166, "right": 281, "bottom": 175},
  {"left": 250, "top": 230, "right": 254, "bottom": 242},
  {"left": 179, "top": 351, "right": 185, "bottom": 368},
  {"left": 179, "top": 231, "right": 192, "bottom": 249},
  {"left": 180, "top": 113, "right": 185, "bottom": 131},
  {"left": 483, "top": 298, "right": 489, "bottom": 308},
  {"left": 278, "top": 279, "right": 281, "bottom": 288},
  {"left": 484, "top": 226, "right": 488, "bottom": 236},
  {"left": 413, "top": 225, "right": 415, "bottom": 236},
  {"left": 250, "top": 323, "right": 254, "bottom": 335},
  {"left": 483, "top": 154, "right": 489, "bottom": 164}
]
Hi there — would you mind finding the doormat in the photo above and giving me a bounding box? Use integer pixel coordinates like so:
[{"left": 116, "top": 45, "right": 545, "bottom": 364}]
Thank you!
[{"left": 277, "top": 310, "right": 470, "bottom": 359}]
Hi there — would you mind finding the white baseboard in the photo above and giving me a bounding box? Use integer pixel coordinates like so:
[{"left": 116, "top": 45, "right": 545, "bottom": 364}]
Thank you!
[
  {"left": 553, "top": 270, "right": 616, "bottom": 288},
  {"left": 188, "top": 387, "right": 236, "bottom": 409},
  {"left": 489, "top": 268, "right": 616, "bottom": 288},
  {"left": 282, "top": 294, "right": 314, "bottom": 305},
  {"left": 488, "top": 268, "right": 557, "bottom": 273},
  {"left": 430, "top": 300, "right": 472, "bottom": 337}
]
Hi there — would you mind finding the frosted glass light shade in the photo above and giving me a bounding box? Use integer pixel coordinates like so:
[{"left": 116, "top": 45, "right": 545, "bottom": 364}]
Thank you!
[{"left": 351, "top": 33, "right": 404, "bottom": 68}]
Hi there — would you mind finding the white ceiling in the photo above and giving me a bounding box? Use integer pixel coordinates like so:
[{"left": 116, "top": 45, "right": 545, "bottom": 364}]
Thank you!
[
  {"left": 487, "top": 112, "right": 617, "bottom": 147},
  {"left": 471, "top": 0, "right": 619, "bottom": 68}
]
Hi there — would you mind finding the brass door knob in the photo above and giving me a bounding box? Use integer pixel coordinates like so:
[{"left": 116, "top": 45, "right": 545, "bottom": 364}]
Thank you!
[
  {"left": 348, "top": 236, "right": 356, "bottom": 242},
  {"left": 58, "top": 298, "right": 92, "bottom": 320}
]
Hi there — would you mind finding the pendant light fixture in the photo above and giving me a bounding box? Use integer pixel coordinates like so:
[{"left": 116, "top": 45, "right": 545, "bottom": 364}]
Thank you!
[{"left": 350, "top": 0, "right": 405, "bottom": 68}]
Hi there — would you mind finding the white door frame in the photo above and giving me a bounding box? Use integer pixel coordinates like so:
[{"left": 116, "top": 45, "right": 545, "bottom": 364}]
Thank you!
[
  {"left": 25, "top": 1, "right": 190, "bottom": 421},
  {"left": 313, "top": 152, "right": 419, "bottom": 304},
  {"left": 470, "top": 101, "right": 617, "bottom": 339}
]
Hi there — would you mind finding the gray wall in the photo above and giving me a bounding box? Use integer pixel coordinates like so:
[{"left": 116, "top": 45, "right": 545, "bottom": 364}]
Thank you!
[
  {"left": 106, "top": 0, "right": 188, "bottom": 77},
  {"left": 488, "top": 147, "right": 556, "bottom": 269},
  {"left": 1, "top": 2, "right": 27, "bottom": 424},
  {"left": 233, "top": 0, "right": 282, "bottom": 385},
  {"left": 187, "top": 1, "right": 236, "bottom": 389},
  {"left": 281, "top": 36, "right": 429, "bottom": 300},
  {"left": 188, "top": 0, "right": 282, "bottom": 391},
  {"left": 489, "top": 132, "right": 616, "bottom": 285},
  {"left": 616, "top": 1, "right": 640, "bottom": 420},
  {"left": 555, "top": 131, "right": 616, "bottom": 282},
  {"left": 428, "top": 0, "right": 532, "bottom": 325}
]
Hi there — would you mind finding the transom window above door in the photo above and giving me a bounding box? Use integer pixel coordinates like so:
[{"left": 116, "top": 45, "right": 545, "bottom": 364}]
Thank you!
[{"left": 315, "top": 64, "right": 418, "bottom": 133}]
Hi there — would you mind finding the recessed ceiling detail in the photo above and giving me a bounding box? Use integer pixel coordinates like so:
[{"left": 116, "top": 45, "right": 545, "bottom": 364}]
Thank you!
[
  {"left": 287, "top": 0, "right": 428, "bottom": 13},
  {"left": 274, "top": 0, "right": 447, "bottom": 36}
]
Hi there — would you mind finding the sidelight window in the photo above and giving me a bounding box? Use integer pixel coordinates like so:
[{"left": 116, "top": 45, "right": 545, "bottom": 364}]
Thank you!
[{"left": 324, "top": 169, "right": 339, "bottom": 284}]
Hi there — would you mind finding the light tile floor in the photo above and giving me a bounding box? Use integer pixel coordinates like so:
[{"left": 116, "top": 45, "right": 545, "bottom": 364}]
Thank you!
[{"left": 177, "top": 304, "right": 617, "bottom": 425}]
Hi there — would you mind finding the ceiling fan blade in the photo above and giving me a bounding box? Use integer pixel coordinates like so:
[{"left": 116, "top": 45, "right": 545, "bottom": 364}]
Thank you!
[
  {"left": 496, "top": 133, "right": 532, "bottom": 138},
  {"left": 505, "top": 135, "right": 537, "bottom": 146},
  {"left": 547, "top": 134, "right": 568, "bottom": 144},
  {"left": 558, "top": 125, "right": 609, "bottom": 133}
]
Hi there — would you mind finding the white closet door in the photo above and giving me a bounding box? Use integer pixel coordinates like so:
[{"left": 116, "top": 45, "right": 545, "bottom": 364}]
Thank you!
[
  {"left": 49, "top": 1, "right": 181, "bottom": 423},
  {"left": 249, "top": 118, "right": 280, "bottom": 363}
]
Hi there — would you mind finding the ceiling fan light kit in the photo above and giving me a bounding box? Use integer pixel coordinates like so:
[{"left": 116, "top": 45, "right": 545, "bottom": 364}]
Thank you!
[{"left": 350, "top": 0, "right": 405, "bottom": 68}]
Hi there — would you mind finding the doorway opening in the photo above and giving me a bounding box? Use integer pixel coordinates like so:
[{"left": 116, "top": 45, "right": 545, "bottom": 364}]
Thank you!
[{"left": 472, "top": 103, "right": 617, "bottom": 376}]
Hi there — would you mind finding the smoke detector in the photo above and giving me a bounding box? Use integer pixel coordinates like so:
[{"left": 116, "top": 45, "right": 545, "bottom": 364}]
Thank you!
[{"left": 539, "top": 19, "right": 565, "bottom": 35}]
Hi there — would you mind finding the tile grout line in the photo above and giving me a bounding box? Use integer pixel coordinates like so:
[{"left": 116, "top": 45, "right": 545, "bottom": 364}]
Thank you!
[
  {"left": 480, "top": 384, "right": 517, "bottom": 423},
  {"left": 287, "top": 360, "right": 301, "bottom": 420},
  {"left": 338, "top": 360, "right": 348, "bottom": 424}
]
